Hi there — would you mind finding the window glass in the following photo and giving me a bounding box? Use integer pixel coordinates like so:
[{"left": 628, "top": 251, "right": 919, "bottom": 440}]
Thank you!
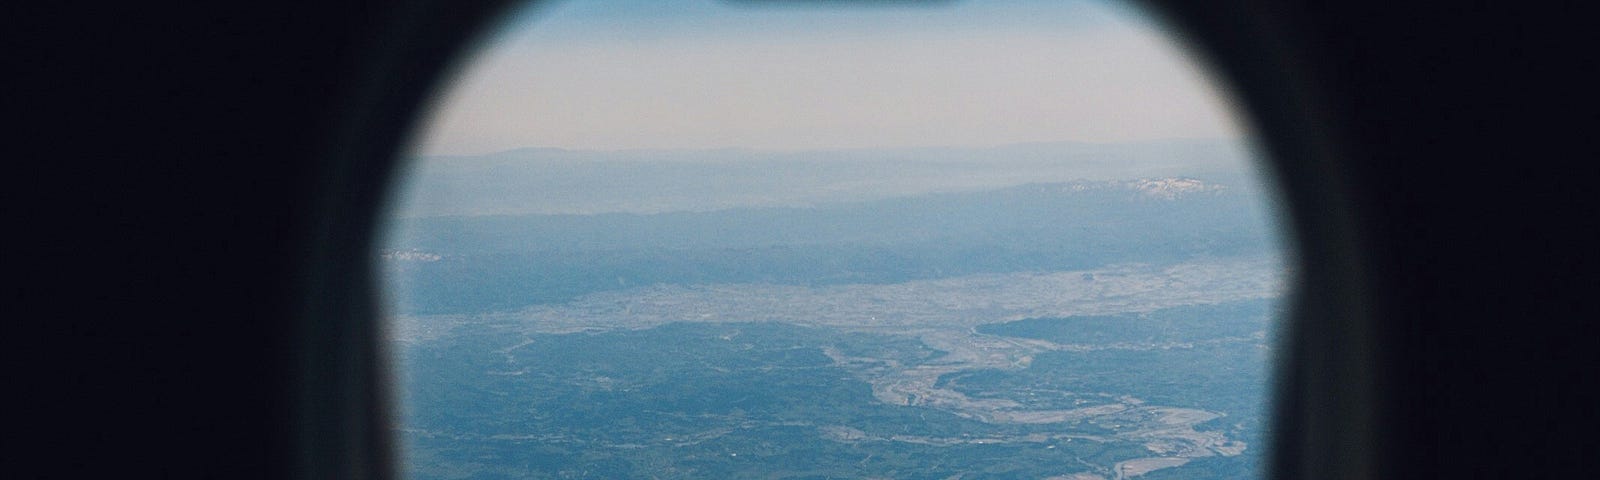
[{"left": 381, "top": 1, "right": 1293, "bottom": 478}]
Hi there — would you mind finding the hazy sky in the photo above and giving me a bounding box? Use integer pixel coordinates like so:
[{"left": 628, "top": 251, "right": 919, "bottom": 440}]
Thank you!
[{"left": 411, "top": 0, "right": 1246, "bottom": 155}]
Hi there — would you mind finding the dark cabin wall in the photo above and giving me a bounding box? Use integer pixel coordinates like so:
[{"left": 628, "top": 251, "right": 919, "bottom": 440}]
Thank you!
[{"left": 8, "top": 1, "right": 1595, "bottom": 478}]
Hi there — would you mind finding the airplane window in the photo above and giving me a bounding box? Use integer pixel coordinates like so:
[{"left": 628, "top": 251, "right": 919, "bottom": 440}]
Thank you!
[{"left": 378, "top": 1, "right": 1295, "bottom": 478}]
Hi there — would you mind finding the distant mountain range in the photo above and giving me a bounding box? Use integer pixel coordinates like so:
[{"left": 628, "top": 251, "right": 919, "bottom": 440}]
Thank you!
[{"left": 387, "top": 139, "right": 1265, "bottom": 217}]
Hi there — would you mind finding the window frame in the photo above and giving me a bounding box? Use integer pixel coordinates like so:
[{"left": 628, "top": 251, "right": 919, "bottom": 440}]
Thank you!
[{"left": 295, "top": 1, "right": 1379, "bottom": 478}]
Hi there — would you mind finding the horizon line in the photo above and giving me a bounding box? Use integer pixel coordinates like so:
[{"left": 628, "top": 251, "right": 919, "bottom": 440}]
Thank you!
[{"left": 417, "top": 136, "right": 1250, "bottom": 158}]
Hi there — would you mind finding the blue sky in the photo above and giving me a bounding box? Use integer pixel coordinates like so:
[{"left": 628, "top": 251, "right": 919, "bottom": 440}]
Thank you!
[{"left": 413, "top": 0, "right": 1244, "bottom": 154}]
